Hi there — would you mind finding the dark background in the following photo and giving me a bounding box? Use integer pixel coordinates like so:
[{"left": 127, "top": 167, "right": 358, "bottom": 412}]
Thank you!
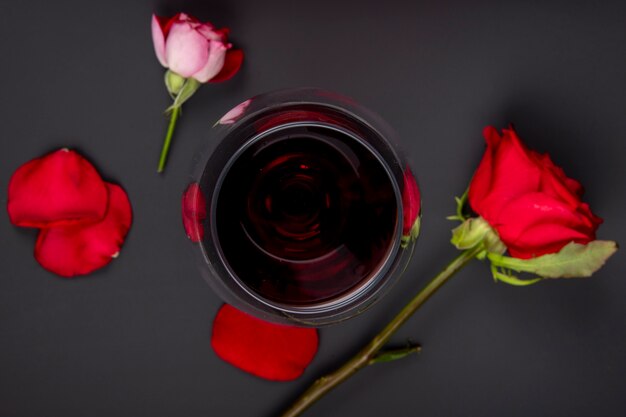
[{"left": 1, "top": 0, "right": 625, "bottom": 416}]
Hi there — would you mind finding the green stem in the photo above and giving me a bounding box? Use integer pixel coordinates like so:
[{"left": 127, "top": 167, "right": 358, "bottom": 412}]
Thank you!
[
  {"left": 157, "top": 106, "right": 181, "bottom": 173},
  {"left": 279, "top": 246, "right": 483, "bottom": 417}
]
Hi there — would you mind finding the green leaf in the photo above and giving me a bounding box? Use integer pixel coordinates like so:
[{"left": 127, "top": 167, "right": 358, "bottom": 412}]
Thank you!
[
  {"left": 487, "top": 241, "right": 618, "bottom": 279},
  {"left": 166, "top": 78, "right": 201, "bottom": 113},
  {"left": 368, "top": 345, "right": 421, "bottom": 365}
]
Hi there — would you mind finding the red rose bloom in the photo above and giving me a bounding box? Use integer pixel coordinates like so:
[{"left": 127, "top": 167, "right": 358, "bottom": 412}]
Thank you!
[{"left": 468, "top": 126, "right": 603, "bottom": 259}]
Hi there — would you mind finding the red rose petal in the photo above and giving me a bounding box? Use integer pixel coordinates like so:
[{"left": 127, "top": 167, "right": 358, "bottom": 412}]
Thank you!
[
  {"left": 211, "top": 304, "right": 319, "bottom": 381},
  {"left": 182, "top": 182, "right": 206, "bottom": 242},
  {"left": 209, "top": 49, "right": 244, "bottom": 83},
  {"left": 7, "top": 149, "right": 108, "bottom": 228},
  {"left": 495, "top": 192, "right": 600, "bottom": 258},
  {"left": 34, "top": 183, "right": 132, "bottom": 277},
  {"left": 402, "top": 167, "right": 421, "bottom": 236},
  {"left": 469, "top": 128, "right": 541, "bottom": 224}
]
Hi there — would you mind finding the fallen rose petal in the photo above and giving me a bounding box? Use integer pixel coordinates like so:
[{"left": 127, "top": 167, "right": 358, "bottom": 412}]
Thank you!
[
  {"left": 182, "top": 183, "right": 206, "bottom": 242},
  {"left": 211, "top": 304, "right": 319, "bottom": 381},
  {"left": 8, "top": 149, "right": 108, "bottom": 228},
  {"left": 34, "top": 183, "right": 132, "bottom": 277}
]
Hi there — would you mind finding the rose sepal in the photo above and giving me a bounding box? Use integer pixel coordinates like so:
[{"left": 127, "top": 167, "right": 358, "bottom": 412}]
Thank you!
[
  {"left": 164, "top": 70, "right": 186, "bottom": 97},
  {"left": 401, "top": 216, "right": 421, "bottom": 249},
  {"left": 165, "top": 76, "right": 201, "bottom": 114},
  {"left": 446, "top": 188, "right": 469, "bottom": 222},
  {"left": 450, "top": 216, "right": 506, "bottom": 260},
  {"left": 487, "top": 240, "right": 618, "bottom": 281}
]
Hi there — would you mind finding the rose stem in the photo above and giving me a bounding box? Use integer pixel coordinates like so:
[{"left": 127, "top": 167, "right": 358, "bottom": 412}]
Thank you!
[
  {"left": 279, "top": 247, "right": 482, "bottom": 417},
  {"left": 157, "top": 106, "right": 181, "bottom": 173}
]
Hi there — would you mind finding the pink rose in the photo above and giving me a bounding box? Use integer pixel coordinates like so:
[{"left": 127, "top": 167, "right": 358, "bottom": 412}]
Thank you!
[{"left": 151, "top": 13, "right": 243, "bottom": 83}]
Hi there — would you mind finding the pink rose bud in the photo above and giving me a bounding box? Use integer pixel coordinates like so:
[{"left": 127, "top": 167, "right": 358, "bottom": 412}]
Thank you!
[{"left": 151, "top": 13, "right": 243, "bottom": 83}]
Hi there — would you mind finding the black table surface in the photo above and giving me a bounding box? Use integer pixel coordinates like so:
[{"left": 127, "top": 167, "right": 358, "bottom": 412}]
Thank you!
[{"left": 1, "top": 1, "right": 625, "bottom": 416}]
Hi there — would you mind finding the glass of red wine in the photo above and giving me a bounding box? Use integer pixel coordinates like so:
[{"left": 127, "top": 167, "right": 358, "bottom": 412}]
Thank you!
[{"left": 187, "top": 88, "right": 420, "bottom": 326}]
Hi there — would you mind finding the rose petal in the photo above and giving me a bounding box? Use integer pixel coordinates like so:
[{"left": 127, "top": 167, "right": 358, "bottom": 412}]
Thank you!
[
  {"left": 507, "top": 223, "right": 593, "bottom": 259},
  {"left": 218, "top": 99, "right": 251, "bottom": 125},
  {"left": 151, "top": 14, "right": 168, "bottom": 67},
  {"left": 7, "top": 149, "right": 108, "bottom": 228},
  {"left": 402, "top": 167, "right": 421, "bottom": 236},
  {"left": 494, "top": 192, "right": 599, "bottom": 258},
  {"left": 191, "top": 40, "right": 228, "bottom": 83},
  {"left": 209, "top": 49, "right": 244, "bottom": 83},
  {"left": 34, "top": 183, "right": 132, "bottom": 277},
  {"left": 165, "top": 21, "right": 210, "bottom": 77},
  {"left": 211, "top": 304, "right": 319, "bottom": 381},
  {"left": 196, "top": 25, "right": 229, "bottom": 42},
  {"left": 471, "top": 127, "right": 542, "bottom": 222},
  {"left": 538, "top": 153, "right": 587, "bottom": 205},
  {"left": 162, "top": 13, "right": 189, "bottom": 38},
  {"left": 182, "top": 183, "right": 206, "bottom": 242}
]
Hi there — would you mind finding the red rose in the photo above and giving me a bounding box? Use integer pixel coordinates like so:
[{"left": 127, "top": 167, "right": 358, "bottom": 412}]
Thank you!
[{"left": 468, "top": 126, "right": 602, "bottom": 259}]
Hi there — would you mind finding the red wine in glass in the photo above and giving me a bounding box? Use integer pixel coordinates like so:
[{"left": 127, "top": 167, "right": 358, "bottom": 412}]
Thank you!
[
  {"left": 214, "top": 123, "right": 397, "bottom": 306},
  {"left": 191, "top": 89, "right": 418, "bottom": 326}
]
